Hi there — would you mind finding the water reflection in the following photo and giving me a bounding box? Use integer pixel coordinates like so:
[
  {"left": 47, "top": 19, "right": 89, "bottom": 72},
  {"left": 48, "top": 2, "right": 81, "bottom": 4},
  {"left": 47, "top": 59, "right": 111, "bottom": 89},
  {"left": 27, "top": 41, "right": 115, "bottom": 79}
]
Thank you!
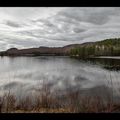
[
  {"left": 0, "top": 56, "right": 119, "bottom": 99},
  {"left": 84, "top": 57, "right": 120, "bottom": 71}
]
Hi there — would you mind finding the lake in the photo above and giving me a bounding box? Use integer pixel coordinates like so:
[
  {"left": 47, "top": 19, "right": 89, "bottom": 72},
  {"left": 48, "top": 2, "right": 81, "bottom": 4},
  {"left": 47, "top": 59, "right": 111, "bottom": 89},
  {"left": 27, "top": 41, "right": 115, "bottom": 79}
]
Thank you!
[{"left": 0, "top": 56, "right": 120, "bottom": 101}]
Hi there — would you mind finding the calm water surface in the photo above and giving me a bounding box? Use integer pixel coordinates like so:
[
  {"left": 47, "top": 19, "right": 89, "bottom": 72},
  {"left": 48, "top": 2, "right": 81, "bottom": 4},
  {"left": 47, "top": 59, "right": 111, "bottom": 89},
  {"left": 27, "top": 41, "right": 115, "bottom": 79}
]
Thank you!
[{"left": 0, "top": 56, "right": 120, "bottom": 99}]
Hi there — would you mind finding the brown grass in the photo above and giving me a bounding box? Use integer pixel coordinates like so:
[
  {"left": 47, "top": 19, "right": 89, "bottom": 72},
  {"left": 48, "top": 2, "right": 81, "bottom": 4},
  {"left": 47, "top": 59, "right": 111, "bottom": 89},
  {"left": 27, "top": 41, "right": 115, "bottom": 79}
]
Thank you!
[
  {"left": 0, "top": 73, "right": 120, "bottom": 113},
  {"left": 0, "top": 88, "right": 119, "bottom": 113}
]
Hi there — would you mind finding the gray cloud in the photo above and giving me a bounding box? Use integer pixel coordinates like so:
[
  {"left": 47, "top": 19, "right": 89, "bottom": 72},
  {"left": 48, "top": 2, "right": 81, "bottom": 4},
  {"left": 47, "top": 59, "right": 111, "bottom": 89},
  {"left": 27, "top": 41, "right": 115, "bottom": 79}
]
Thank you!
[
  {"left": 57, "top": 7, "right": 120, "bottom": 25},
  {"left": 0, "top": 7, "right": 120, "bottom": 50},
  {"left": 5, "top": 20, "right": 23, "bottom": 28}
]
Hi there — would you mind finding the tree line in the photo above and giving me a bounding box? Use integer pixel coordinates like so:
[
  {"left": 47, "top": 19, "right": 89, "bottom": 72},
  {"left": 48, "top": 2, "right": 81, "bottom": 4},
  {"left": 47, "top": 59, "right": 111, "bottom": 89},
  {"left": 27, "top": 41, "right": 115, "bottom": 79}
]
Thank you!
[{"left": 70, "top": 38, "right": 120, "bottom": 58}]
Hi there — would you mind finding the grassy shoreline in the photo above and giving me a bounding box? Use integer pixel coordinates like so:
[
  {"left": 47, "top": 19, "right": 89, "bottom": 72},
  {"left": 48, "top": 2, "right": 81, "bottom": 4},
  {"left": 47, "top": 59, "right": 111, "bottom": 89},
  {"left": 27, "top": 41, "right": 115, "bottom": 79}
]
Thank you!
[{"left": 0, "top": 88, "right": 120, "bottom": 113}]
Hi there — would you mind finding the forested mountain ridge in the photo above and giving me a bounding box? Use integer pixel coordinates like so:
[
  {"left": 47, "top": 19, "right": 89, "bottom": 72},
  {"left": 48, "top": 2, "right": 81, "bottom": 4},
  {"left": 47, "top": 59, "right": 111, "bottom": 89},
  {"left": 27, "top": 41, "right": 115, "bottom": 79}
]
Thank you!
[
  {"left": 70, "top": 38, "right": 120, "bottom": 58},
  {"left": 0, "top": 38, "right": 120, "bottom": 57}
]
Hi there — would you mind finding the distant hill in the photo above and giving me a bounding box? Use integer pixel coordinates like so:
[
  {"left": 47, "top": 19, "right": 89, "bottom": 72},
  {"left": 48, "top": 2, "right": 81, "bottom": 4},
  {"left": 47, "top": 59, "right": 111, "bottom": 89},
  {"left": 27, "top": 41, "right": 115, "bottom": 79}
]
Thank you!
[
  {"left": 70, "top": 38, "right": 120, "bottom": 58},
  {"left": 0, "top": 38, "right": 120, "bottom": 57}
]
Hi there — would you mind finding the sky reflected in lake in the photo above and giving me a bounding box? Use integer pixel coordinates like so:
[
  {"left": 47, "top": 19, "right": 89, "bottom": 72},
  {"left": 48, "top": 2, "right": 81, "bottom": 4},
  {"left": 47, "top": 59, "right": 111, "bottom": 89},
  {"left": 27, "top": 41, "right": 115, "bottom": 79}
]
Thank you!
[{"left": 0, "top": 56, "right": 119, "bottom": 99}]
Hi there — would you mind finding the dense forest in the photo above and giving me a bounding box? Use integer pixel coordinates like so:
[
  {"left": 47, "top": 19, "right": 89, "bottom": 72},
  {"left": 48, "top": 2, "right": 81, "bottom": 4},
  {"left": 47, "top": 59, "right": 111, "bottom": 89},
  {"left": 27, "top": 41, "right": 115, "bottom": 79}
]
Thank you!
[{"left": 70, "top": 38, "right": 120, "bottom": 58}]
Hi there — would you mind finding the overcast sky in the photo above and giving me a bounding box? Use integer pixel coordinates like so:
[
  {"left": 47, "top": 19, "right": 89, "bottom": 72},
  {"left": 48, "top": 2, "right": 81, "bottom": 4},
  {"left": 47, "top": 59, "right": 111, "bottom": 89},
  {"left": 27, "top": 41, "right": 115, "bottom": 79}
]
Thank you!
[{"left": 0, "top": 7, "right": 120, "bottom": 50}]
